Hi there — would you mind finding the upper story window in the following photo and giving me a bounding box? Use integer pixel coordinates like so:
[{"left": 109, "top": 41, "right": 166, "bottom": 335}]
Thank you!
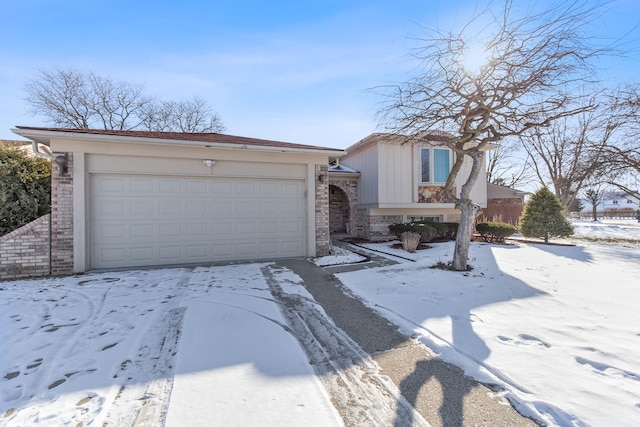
[{"left": 421, "top": 147, "right": 451, "bottom": 184}]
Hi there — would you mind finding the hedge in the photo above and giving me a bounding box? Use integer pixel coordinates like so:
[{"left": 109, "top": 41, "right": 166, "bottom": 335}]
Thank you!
[
  {"left": 475, "top": 221, "right": 517, "bottom": 243},
  {"left": 389, "top": 221, "right": 459, "bottom": 243}
]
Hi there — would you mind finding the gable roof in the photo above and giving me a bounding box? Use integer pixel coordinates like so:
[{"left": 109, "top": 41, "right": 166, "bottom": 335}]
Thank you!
[
  {"left": 12, "top": 126, "right": 345, "bottom": 156},
  {"left": 345, "top": 132, "right": 499, "bottom": 155}
]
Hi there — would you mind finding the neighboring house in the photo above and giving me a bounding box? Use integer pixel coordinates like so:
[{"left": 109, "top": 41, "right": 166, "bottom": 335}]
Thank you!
[
  {"left": 11, "top": 127, "right": 343, "bottom": 274},
  {"left": 580, "top": 191, "right": 639, "bottom": 218},
  {"left": 0, "top": 139, "right": 52, "bottom": 157},
  {"left": 328, "top": 133, "right": 490, "bottom": 240},
  {"left": 478, "top": 182, "right": 527, "bottom": 226}
]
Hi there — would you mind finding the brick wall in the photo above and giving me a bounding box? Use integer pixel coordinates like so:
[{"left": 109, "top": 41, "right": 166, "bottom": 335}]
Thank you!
[
  {"left": 368, "top": 214, "right": 403, "bottom": 241},
  {"left": 315, "top": 164, "right": 330, "bottom": 256},
  {"left": 328, "top": 177, "right": 358, "bottom": 235},
  {"left": 50, "top": 152, "right": 74, "bottom": 275},
  {"left": 0, "top": 214, "right": 51, "bottom": 280},
  {"left": 354, "top": 210, "right": 404, "bottom": 241}
]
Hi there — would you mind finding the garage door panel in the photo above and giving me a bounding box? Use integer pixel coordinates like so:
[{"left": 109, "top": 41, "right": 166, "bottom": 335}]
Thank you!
[
  {"left": 92, "top": 175, "right": 307, "bottom": 269},
  {"left": 282, "top": 240, "right": 303, "bottom": 254},
  {"left": 130, "top": 247, "right": 154, "bottom": 262},
  {"left": 186, "top": 180, "right": 207, "bottom": 193},
  {"left": 98, "top": 176, "right": 126, "bottom": 192},
  {"left": 213, "top": 201, "right": 233, "bottom": 214},
  {"left": 130, "top": 200, "right": 154, "bottom": 216},
  {"left": 130, "top": 178, "right": 154, "bottom": 192},
  {"left": 158, "top": 179, "right": 182, "bottom": 193}
]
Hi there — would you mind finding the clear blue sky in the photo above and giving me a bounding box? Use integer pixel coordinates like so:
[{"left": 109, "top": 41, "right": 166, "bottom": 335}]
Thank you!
[{"left": 1, "top": 0, "right": 639, "bottom": 149}]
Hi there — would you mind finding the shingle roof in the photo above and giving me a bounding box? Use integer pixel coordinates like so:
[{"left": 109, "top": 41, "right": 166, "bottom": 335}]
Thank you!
[{"left": 14, "top": 126, "right": 343, "bottom": 152}]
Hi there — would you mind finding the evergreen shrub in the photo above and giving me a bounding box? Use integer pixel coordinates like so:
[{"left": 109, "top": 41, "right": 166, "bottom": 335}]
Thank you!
[{"left": 475, "top": 221, "right": 516, "bottom": 242}]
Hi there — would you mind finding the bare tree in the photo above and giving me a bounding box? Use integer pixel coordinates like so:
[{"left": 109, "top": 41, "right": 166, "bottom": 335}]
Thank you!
[
  {"left": 522, "top": 100, "right": 618, "bottom": 211},
  {"left": 141, "top": 97, "right": 225, "bottom": 133},
  {"left": 524, "top": 85, "right": 640, "bottom": 211},
  {"left": 24, "top": 68, "right": 225, "bottom": 133},
  {"left": 377, "top": 0, "right": 605, "bottom": 270},
  {"left": 583, "top": 185, "right": 606, "bottom": 221},
  {"left": 602, "top": 84, "right": 640, "bottom": 200},
  {"left": 486, "top": 138, "right": 531, "bottom": 188}
]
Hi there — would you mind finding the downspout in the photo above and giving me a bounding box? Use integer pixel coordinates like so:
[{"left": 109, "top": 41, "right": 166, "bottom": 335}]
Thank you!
[{"left": 31, "top": 141, "right": 53, "bottom": 159}]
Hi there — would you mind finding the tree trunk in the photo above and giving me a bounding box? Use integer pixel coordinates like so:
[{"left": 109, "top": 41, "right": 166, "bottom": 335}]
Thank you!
[
  {"left": 592, "top": 204, "right": 598, "bottom": 221},
  {"left": 452, "top": 199, "right": 482, "bottom": 271},
  {"left": 450, "top": 151, "right": 484, "bottom": 271}
]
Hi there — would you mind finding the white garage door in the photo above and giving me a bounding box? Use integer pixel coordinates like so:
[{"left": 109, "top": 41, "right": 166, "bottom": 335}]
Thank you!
[{"left": 91, "top": 174, "right": 307, "bottom": 269}]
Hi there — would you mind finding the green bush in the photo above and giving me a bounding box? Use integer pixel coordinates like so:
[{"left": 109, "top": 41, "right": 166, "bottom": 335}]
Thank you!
[
  {"left": 475, "top": 221, "right": 516, "bottom": 243},
  {"left": 389, "top": 221, "right": 459, "bottom": 243},
  {"left": 389, "top": 222, "right": 437, "bottom": 243},
  {"left": 439, "top": 222, "right": 459, "bottom": 240},
  {"left": 519, "top": 187, "right": 573, "bottom": 243},
  {"left": 0, "top": 146, "right": 51, "bottom": 236}
]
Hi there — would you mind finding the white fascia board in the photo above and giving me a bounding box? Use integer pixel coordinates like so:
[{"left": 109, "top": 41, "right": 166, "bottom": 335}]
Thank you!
[{"left": 12, "top": 128, "right": 345, "bottom": 157}]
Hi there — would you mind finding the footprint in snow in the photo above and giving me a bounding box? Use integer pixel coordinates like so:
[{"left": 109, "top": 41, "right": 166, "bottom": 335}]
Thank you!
[
  {"left": 497, "top": 334, "right": 551, "bottom": 349},
  {"left": 575, "top": 357, "right": 640, "bottom": 382},
  {"left": 4, "top": 371, "right": 20, "bottom": 380}
]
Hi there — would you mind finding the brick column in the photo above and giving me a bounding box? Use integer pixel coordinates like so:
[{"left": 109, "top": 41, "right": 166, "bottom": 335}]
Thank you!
[
  {"left": 315, "top": 164, "right": 330, "bottom": 256},
  {"left": 50, "top": 152, "right": 74, "bottom": 275}
]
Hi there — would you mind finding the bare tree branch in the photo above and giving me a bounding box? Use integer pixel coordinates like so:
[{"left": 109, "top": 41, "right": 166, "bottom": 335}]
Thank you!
[
  {"left": 24, "top": 68, "right": 225, "bottom": 133},
  {"left": 375, "top": 0, "right": 612, "bottom": 270}
]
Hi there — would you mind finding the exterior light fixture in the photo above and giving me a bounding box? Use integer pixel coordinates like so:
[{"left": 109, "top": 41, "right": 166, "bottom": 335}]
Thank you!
[
  {"left": 203, "top": 159, "right": 216, "bottom": 167},
  {"left": 54, "top": 154, "right": 68, "bottom": 176}
]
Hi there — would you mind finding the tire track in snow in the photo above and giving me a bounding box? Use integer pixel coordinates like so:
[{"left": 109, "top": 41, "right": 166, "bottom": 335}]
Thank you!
[{"left": 263, "top": 266, "right": 428, "bottom": 427}]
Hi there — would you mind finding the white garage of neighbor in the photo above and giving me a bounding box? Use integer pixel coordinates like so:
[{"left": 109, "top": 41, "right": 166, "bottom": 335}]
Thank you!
[{"left": 14, "top": 127, "right": 342, "bottom": 273}]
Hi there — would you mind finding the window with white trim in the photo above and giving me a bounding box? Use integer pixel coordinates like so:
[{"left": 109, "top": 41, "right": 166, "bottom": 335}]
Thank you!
[{"left": 421, "top": 147, "right": 452, "bottom": 184}]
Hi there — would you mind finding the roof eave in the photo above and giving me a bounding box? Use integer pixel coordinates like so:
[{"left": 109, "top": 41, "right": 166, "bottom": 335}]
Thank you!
[{"left": 12, "top": 128, "right": 345, "bottom": 157}]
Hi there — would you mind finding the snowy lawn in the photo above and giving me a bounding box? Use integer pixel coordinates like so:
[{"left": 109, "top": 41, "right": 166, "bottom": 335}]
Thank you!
[
  {"left": 339, "top": 220, "right": 640, "bottom": 427},
  {"left": 2, "top": 219, "right": 639, "bottom": 426},
  {"left": 0, "top": 264, "right": 341, "bottom": 426}
]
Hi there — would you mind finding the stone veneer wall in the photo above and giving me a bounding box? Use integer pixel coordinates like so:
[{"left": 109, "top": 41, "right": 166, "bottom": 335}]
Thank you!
[
  {"left": 50, "top": 152, "right": 74, "bottom": 275},
  {"left": 0, "top": 214, "right": 51, "bottom": 280},
  {"left": 315, "top": 164, "right": 330, "bottom": 256}
]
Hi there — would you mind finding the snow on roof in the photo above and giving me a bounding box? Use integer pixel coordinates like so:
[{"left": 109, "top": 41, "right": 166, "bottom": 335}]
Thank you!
[{"left": 328, "top": 161, "right": 359, "bottom": 173}]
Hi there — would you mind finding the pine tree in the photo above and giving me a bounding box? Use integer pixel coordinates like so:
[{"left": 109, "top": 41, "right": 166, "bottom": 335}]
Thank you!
[{"left": 519, "top": 187, "right": 574, "bottom": 243}]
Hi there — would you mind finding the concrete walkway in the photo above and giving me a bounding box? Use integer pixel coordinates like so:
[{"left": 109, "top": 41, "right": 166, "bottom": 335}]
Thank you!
[{"left": 276, "top": 243, "right": 538, "bottom": 427}]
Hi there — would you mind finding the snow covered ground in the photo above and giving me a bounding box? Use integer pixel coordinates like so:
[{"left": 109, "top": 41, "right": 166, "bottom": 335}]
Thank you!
[
  {"left": 342, "top": 220, "right": 640, "bottom": 426},
  {"left": 1, "top": 219, "right": 639, "bottom": 426},
  {"left": 0, "top": 264, "right": 341, "bottom": 426}
]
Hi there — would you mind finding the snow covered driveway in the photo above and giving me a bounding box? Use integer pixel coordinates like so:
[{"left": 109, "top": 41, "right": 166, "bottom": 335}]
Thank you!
[{"left": 0, "top": 264, "right": 341, "bottom": 426}]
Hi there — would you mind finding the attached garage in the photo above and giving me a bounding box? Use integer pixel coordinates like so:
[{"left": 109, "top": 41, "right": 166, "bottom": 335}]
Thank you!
[{"left": 13, "top": 127, "right": 342, "bottom": 273}]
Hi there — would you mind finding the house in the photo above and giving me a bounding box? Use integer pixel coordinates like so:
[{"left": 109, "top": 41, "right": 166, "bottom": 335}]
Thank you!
[
  {"left": 4, "top": 128, "right": 493, "bottom": 278},
  {"left": 328, "top": 133, "right": 489, "bottom": 240},
  {"left": 580, "top": 191, "right": 639, "bottom": 219},
  {"left": 0, "top": 139, "right": 52, "bottom": 157},
  {"left": 478, "top": 182, "right": 528, "bottom": 226},
  {"left": 9, "top": 127, "right": 344, "bottom": 274}
]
